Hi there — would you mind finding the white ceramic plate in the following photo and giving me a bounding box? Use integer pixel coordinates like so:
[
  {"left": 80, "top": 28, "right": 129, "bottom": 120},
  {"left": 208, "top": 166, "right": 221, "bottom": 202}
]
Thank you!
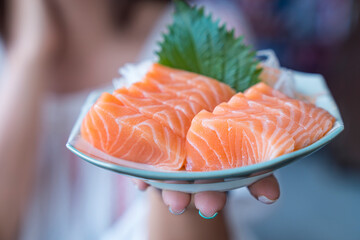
[{"left": 66, "top": 71, "right": 343, "bottom": 193}]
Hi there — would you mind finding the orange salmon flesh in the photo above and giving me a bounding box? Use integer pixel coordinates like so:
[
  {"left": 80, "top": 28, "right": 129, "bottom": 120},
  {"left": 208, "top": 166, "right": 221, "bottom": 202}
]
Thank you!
[{"left": 81, "top": 64, "right": 335, "bottom": 171}]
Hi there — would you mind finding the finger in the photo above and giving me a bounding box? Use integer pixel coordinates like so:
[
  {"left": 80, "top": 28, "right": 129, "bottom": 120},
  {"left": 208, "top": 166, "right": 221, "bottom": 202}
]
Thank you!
[
  {"left": 248, "top": 175, "right": 280, "bottom": 204},
  {"left": 162, "top": 190, "right": 191, "bottom": 215},
  {"left": 194, "top": 191, "right": 227, "bottom": 219},
  {"left": 131, "top": 178, "right": 149, "bottom": 191}
]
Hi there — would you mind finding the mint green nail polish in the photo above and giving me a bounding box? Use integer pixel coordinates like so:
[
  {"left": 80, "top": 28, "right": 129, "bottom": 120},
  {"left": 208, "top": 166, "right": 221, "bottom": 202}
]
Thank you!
[{"left": 199, "top": 210, "right": 218, "bottom": 219}]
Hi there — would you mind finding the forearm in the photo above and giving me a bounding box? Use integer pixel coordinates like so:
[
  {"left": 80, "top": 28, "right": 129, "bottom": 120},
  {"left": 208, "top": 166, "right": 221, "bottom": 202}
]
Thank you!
[
  {"left": 0, "top": 52, "right": 48, "bottom": 239},
  {"left": 147, "top": 188, "right": 230, "bottom": 240}
]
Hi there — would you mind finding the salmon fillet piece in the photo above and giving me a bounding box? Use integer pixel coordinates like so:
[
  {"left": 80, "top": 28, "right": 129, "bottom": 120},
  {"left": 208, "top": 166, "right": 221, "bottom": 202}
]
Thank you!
[
  {"left": 131, "top": 79, "right": 204, "bottom": 118},
  {"left": 149, "top": 63, "right": 235, "bottom": 105},
  {"left": 186, "top": 110, "right": 295, "bottom": 171},
  {"left": 81, "top": 93, "right": 185, "bottom": 170},
  {"left": 113, "top": 88, "right": 191, "bottom": 138},
  {"left": 146, "top": 64, "right": 235, "bottom": 111},
  {"left": 245, "top": 83, "right": 335, "bottom": 144},
  {"left": 214, "top": 93, "right": 311, "bottom": 149}
]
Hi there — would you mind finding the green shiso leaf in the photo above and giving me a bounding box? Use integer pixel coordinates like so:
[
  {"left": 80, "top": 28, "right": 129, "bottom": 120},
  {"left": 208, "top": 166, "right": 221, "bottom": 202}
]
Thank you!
[{"left": 157, "top": 0, "right": 262, "bottom": 92}]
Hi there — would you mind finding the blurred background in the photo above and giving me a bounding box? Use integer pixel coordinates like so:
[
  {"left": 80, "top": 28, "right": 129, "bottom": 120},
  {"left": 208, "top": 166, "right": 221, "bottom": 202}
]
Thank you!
[
  {"left": 237, "top": 0, "right": 360, "bottom": 169},
  {"left": 0, "top": 0, "right": 359, "bottom": 239},
  {"left": 233, "top": 0, "right": 360, "bottom": 239}
]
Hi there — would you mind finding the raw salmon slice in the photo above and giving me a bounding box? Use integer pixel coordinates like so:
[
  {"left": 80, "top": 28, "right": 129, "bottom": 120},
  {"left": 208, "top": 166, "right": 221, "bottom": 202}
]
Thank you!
[
  {"left": 186, "top": 110, "right": 295, "bottom": 171},
  {"left": 248, "top": 83, "right": 335, "bottom": 131},
  {"left": 146, "top": 64, "right": 235, "bottom": 111},
  {"left": 147, "top": 76, "right": 216, "bottom": 111},
  {"left": 149, "top": 63, "right": 235, "bottom": 104},
  {"left": 131, "top": 78, "right": 205, "bottom": 120},
  {"left": 113, "top": 87, "right": 190, "bottom": 138},
  {"left": 245, "top": 88, "right": 322, "bottom": 143},
  {"left": 81, "top": 92, "right": 185, "bottom": 170},
  {"left": 245, "top": 83, "right": 335, "bottom": 144},
  {"left": 213, "top": 93, "right": 311, "bottom": 149}
]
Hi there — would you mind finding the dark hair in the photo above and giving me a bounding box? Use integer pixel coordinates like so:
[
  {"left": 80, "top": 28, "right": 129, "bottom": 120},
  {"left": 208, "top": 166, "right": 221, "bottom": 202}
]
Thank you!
[
  {"left": 0, "top": 0, "right": 6, "bottom": 40},
  {"left": 0, "top": 0, "right": 171, "bottom": 41}
]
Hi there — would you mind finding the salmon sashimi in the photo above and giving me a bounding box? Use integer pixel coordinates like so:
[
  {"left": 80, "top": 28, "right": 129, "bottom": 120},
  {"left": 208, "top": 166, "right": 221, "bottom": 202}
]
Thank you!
[
  {"left": 245, "top": 88, "right": 322, "bottom": 143},
  {"left": 146, "top": 63, "right": 235, "bottom": 111},
  {"left": 186, "top": 110, "right": 295, "bottom": 171},
  {"left": 149, "top": 63, "right": 235, "bottom": 104},
  {"left": 131, "top": 79, "right": 204, "bottom": 117},
  {"left": 186, "top": 82, "right": 335, "bottom": 171},
  {"left": 81, "top": 63, "right": 236, "bottom": 170},
  {"left": 213, "top": 93, "right": 311, "bottom": 149},
  {"left": 147, "top": 77, "right": 217, "bottom": 111},
  {"left": 245, "top": 83, "right": 335, "bottom": 144},
  {"left": 113, "top": 88, "right": 190, "bottom": 138},
  {"left": 248, "top": 83, "right": 335, "bottom": 132},
  {"left": 81, "top": 93, "right": 185, "bottom": 170},
  {"left": 82, "top": 62, "right": 335, "bottom": 171}
]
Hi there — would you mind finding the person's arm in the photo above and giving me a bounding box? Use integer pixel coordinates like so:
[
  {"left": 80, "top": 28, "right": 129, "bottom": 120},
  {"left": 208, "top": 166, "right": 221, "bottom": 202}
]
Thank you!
[
  {"left": 0, "top": 0, "right": 59, "bottom": 238},
  {"left": 0, "top": 52, "right": 48, "bottom": 240}
]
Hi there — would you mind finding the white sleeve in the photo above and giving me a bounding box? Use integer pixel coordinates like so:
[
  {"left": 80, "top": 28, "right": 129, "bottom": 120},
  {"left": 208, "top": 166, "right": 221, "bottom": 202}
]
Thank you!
[{"left": 100, "top": 194, "right": 149, "bottom": 240}]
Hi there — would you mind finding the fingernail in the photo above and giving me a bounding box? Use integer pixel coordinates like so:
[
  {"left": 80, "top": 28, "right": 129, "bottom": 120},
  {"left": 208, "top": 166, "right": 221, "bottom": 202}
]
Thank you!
[
  {"left": 258, "top": 195, "right": 276, "bottom": 204},
  {"left": 169, "top": 206, "right": 186, "bottom": 215},
  {"left": 199, "top": 210, "right": 218, "bottom": 219}
]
